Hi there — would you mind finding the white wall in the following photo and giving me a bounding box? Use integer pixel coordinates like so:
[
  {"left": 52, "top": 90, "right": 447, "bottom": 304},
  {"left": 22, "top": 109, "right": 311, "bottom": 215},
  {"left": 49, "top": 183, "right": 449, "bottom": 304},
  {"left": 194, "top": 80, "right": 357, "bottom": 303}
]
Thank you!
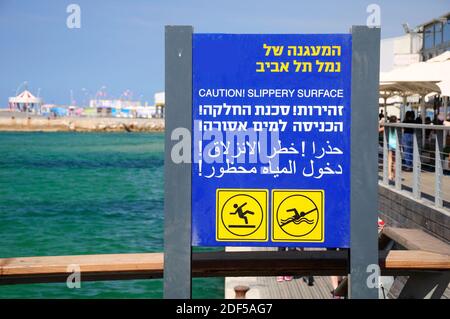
[
  {"left": 380, "top": 33, "right": 423, "bottom": 72},
  {"left": 380, "top": 37, "right": 395, "bottom": 72}
]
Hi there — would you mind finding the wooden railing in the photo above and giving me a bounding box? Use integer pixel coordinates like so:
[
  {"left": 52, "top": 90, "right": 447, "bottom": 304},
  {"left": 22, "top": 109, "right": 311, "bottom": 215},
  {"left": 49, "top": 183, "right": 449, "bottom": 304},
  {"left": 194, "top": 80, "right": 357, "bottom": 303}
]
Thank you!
[{"left": 1, "top": 249, "right": 449, "bottom": 286}]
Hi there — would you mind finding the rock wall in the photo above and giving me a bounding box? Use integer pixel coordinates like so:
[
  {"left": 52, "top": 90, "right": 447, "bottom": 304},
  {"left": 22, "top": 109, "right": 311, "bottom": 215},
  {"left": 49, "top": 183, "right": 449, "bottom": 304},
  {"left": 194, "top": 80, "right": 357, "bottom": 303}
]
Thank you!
[{"left": 0, "top": 116, "right": 165, "bottom": 132}]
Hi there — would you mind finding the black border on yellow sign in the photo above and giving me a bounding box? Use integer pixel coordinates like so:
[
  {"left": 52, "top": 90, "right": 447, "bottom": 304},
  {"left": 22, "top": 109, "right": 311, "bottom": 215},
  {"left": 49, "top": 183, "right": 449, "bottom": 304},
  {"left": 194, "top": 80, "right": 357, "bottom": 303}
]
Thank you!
[
  {"left": 271, "top": 189, "right": 325, "bottom": 242},
  {"left": 216, "top": 188, "right": 268, "bottom": 242}
]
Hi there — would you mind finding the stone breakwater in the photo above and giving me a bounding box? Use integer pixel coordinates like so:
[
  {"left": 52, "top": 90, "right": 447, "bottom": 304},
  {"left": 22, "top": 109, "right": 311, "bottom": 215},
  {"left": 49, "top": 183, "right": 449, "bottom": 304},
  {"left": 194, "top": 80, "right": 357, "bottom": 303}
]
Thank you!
[{"left": 0, "top": 115, "right": 165, "bottom": 132}]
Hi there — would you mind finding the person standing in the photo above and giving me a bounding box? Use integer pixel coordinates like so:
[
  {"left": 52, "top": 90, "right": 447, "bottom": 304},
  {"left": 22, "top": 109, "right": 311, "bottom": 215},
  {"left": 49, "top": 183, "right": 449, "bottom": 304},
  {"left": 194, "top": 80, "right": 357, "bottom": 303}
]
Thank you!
[
  {"left": 402, "top": 111, "right": 415, "bottom": 171},
  {"left": 388, "top": 116, "right": 398, "bottom": 180},
  {"left": 276, "top": 247, "right": 294, "bottom": 282}
]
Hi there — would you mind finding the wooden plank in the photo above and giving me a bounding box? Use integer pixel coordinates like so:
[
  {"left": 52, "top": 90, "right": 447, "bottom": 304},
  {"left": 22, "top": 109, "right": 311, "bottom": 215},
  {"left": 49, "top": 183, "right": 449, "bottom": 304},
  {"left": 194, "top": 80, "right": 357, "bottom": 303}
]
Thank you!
[
  {"left": 0, "top": 253, "right": 165, "bottom": 285},
  {"left": 1, "top": 250, "right": 449, "bottom": 285},
  {"left": 382, "top": 250, "right": 450, "bottom": 270},
  {"left": 192, "top": 250, "right": 349, "bottom": 277},
  {"left": 383, "top": 227, "right": 450, "bottom": 255},
  {"left": 0, "top": 253, "right": 164, "bottom": 276}
]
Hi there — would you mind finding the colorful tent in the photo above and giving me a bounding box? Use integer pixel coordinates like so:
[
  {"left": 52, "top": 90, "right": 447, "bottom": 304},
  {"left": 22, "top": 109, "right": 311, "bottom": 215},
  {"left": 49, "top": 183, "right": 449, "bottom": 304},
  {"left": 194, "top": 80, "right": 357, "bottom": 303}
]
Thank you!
[{"left": 8, "top": 90, "right": 43, "bottom": 113}]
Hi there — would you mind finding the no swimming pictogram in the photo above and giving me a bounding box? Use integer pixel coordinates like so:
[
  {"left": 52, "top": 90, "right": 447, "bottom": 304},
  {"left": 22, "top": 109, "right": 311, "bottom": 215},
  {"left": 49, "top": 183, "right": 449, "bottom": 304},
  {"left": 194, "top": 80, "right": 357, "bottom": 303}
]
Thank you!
[{"left": 272, "top": 190, "right": 324, "bottom": 242}]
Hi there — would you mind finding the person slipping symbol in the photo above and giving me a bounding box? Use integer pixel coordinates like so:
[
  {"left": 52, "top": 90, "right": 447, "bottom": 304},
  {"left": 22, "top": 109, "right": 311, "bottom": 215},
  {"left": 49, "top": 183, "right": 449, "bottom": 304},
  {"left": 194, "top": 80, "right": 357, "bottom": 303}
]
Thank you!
[
  {"left": 230, "top": 203, "right": 254, "bottom": 225},
  {"left": 280, "top": 207, "right": 317, "bottom": 227}
]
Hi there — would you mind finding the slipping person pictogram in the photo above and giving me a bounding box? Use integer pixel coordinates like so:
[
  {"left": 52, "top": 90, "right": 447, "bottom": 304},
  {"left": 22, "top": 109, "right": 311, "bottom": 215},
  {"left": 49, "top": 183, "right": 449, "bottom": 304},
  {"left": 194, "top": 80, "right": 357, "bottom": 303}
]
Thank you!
[
  {"left": 217, "top": 190, "right": 267, "bottom": 240},
  {"left": 230, "top": 202, "right": 254, "bottom": 225}
]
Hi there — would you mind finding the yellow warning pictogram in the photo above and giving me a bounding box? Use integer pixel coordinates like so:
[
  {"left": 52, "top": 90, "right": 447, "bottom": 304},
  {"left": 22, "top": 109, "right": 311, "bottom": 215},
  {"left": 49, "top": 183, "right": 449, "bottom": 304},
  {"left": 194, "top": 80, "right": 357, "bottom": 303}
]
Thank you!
[
  {"left": 272, "top": 190, "right": 324, "bottom": 242},
  {"left": 216, "top": 189, "right": 268, "bottom": 242}
]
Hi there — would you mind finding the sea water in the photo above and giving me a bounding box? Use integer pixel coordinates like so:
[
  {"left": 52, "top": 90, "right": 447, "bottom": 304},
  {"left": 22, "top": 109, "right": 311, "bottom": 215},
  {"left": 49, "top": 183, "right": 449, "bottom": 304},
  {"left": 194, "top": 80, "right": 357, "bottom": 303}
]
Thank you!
[{"left": 0, "top": 132, "right": 223, "bottom": 298}]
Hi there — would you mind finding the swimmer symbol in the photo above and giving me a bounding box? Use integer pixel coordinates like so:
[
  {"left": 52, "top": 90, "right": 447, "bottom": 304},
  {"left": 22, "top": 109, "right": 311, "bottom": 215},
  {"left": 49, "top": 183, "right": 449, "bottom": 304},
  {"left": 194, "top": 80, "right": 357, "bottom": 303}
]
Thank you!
[{"left": 280, "top": 207, "right": 316, "bottom": 227}]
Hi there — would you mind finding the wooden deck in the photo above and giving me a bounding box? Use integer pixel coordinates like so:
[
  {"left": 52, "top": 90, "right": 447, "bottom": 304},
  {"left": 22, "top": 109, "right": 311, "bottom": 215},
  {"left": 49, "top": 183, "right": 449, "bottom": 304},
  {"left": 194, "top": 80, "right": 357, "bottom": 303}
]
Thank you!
[
  {"left": 225, "top": 230, "right": 450, "bottom": 299},
  {"left": 224, "top": 247, "right": 336, "bottom": 299},
  {"left": 400, "top": 170, "right": 450, "bottom": 204},
  {"left": 256, "top": 276, "right": 334, "bottom": 299}
]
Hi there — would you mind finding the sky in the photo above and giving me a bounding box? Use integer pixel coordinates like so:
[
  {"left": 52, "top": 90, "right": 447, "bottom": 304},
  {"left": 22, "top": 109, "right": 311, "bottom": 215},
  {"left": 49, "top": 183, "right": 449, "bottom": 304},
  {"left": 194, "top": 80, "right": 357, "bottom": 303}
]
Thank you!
[{"left": 0, "top": 0, "right": 448, "bottom": 106}]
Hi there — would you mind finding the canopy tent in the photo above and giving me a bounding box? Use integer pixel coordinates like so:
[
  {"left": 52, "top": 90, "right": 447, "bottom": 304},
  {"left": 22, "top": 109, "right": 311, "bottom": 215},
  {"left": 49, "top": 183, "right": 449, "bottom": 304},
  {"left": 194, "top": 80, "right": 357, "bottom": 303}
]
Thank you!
[
  {"left": 378, "top": 81, "right": 441, "bottom": 121},
  {"left": 427, "top": 51, "right": 450, "bottom": 63},
  {"left": 8, "top": 90, "right": 43, "bottom": 113},
  {"left": 379, "top": 81, "right": 441, "bottom": 98},
  {"left": 437, "top": 80, "right": 450, "bottom": 99},
  {"left": 379, "top": 51, "right": 450, "bottom": 121},
  {"left": 50, "top": 107, "right": 68, "bottom": 117},
  {"left": 380, "top": 51, "right": 450, "bottom": 96}
]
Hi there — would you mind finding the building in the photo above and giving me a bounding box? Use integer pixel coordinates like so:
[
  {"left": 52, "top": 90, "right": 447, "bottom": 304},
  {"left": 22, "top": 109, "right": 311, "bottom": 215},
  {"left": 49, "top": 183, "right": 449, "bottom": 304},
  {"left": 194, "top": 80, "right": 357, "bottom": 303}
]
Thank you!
[
  {"left": 420, "top": 12, "right": 450, "bottom": 61},
  {"left": 89, "top": 99, "right": 141, "bottom": 109},
  {"left": 379, "top": 12, "right": 449, "bottom": 118},
  {"left": 154, "top": 92, "right": 165, "bottom": 118},
  {"left": 88, "top": 98, "right": 163, "bottom": 118},
  {"left": 380, "top": 33, "right": 422, "bottom": 72},
  {"left": 381, "top": 12, "right": 449, "bottom": 72}
]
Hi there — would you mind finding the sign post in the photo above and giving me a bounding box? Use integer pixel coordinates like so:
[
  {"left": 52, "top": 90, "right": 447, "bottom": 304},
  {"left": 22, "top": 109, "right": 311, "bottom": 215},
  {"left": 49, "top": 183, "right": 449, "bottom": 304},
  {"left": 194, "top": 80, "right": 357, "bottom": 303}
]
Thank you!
[
  {"left": 349, "top": 26, "right": 380, "bottom": 299},
  {"left": 164, "top": 25, "right": 193, "bottom": 299},
  {"left": 164, "top": 25, "right": 380, "bottom": 299}
]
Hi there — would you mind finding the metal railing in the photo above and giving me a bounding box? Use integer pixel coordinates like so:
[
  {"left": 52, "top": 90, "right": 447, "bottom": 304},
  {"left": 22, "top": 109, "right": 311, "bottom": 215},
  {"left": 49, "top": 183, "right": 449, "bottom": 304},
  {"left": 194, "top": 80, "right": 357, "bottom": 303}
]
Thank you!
[{"left": 380, "top": 122, "right": 450, "bottom": 209}]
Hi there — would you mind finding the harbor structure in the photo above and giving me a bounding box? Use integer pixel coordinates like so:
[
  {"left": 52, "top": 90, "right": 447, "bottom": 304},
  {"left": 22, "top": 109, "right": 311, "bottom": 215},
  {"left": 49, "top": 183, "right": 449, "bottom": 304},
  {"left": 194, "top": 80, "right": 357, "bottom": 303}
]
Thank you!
[{"left": 89, "top": 93, "right": 164, "bottom": 118}]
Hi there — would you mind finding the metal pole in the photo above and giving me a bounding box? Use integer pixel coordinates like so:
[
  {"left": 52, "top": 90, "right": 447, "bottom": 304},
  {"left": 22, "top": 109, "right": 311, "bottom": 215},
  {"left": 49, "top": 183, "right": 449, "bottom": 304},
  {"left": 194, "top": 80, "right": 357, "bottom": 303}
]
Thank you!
[
  {"left": 349, "top": 26, "right": 380, "bottom": 299},
  {"left": 401, "top": 96, "right": 407, "bottom": 122},
  {"left": 435, "top": 130, "right": 444, "bottom": 208},
  {"left": 420, "top": 96, "right": 426, "bottom": 148},
  {"left": 443, "top": 96, "right": 448, "bottom": 147},
  {"left": 413, "top": 129, "right": 421, "bottom": 200},
  {"left": 444, "top": 97, "right": 448, "bottom": 119},
  {"left": 383, "top": 126, "right": 389, "bottom": 184},
  {"left": 395, "top": 127, "right": 402, "bottom": 190},
  {"left": 164, "top": 25, "right": 193, "bottom": 299}
]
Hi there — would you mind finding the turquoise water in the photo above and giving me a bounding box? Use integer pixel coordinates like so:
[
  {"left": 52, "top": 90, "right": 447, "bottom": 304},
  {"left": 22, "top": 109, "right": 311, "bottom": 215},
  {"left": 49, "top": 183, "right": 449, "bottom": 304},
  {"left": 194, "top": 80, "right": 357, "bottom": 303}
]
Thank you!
[{"left": 0, "top": 132, "right": 223, "bottom": 298}]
